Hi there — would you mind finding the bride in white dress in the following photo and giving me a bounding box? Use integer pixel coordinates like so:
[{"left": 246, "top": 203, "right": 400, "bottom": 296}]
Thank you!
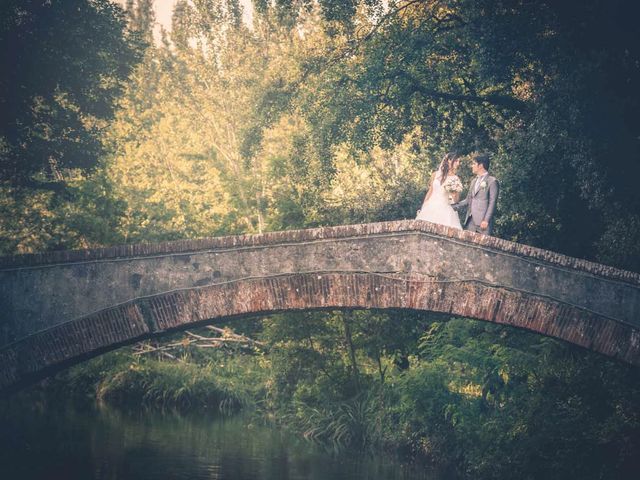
[{"left": 416, "top": 153, "right": 463, "bottom": 229}]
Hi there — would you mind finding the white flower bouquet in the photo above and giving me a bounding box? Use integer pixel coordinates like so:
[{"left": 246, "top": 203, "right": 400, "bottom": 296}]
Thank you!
[{"left": 443, "top": 176, "right": 463, "bottom": 193}]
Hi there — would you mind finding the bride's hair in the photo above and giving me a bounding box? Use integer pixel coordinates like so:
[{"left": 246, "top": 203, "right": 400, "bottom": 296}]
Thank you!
[{"left": 438, "top": 152, "right": 458, "bottom": 182}]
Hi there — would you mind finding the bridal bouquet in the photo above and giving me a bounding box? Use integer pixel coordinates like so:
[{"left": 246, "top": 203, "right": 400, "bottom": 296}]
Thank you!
[{"left": 443, "top": 176, "right": 463, "bottom": 193}]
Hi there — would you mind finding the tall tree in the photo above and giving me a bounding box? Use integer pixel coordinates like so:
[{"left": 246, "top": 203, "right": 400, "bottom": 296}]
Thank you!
[{"left": 0, "top": 0, "right": 143, "bottom": 188}]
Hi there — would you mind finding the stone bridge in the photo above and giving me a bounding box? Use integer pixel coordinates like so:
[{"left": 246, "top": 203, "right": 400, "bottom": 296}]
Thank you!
[{"left": 1, "top": 220, "right": 639, "bottom": 394}]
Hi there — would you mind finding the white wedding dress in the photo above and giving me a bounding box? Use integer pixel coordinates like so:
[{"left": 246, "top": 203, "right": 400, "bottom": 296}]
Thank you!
[{"left": 416, "top": 175, "right": 463, "bottom": 229}]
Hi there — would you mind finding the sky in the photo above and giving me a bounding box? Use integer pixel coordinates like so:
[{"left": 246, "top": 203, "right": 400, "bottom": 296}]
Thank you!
[{"left": 114, "top": 0, "right": 254, "bottom": 43}]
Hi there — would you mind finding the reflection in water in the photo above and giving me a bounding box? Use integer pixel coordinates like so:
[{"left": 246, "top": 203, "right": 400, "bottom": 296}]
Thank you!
[{"left": 0, "top": 401, "right": 443, "bottom": 480}]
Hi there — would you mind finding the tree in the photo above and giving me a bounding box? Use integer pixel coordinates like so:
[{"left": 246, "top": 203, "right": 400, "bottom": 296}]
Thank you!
[{"left": 0, "top": 0, "right": 143, "bottom": 188}]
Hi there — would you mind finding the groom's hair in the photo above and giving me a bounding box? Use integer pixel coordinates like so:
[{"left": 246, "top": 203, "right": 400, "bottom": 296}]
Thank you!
[{"left": 474, "top": 154, "right": 490, "bottom": 171}]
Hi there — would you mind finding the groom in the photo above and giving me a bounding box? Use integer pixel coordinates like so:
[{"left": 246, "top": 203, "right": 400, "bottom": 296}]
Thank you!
[{"left": 452, "top": 154, "right": 499, "bottom": 235}]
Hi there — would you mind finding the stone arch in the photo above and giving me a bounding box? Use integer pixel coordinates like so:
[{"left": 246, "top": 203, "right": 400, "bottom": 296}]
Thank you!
[{"left": 2, "top": 270, "right": 638, "bottom": 395}]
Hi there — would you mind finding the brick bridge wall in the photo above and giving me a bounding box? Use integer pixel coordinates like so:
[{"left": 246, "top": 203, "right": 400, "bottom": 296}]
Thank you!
[{"left": 1, "top": 220, "right": 639, "bottom": 393}]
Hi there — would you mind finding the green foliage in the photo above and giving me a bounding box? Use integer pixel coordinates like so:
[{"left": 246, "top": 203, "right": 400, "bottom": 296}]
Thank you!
[
  {"left": 95, "top": 360, "right": 244, "bottom": 411},
  {"left": 287, "top": 389, "right": 385, "bottom": 450},
  {"left": 47, "top": 341, "right": 266, "bottom": 412},
  {"left": 0, "top": 0, "right": 143, "bottom": 254},
  {"left": 0, "top": 0, "right": 143, "bottom": 185},
  {"left": 396, "top": 319, "right": 640, "bottom": 479}
]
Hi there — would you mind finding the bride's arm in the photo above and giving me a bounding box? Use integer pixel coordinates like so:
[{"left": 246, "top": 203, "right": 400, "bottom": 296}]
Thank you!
[{"left": 451, "top": 176, "right": 467, "bottom": 210}]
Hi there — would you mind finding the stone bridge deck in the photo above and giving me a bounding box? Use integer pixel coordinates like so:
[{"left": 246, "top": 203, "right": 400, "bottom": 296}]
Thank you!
[{"left": 1, "top": 220, "right": 639, "bottom": 394}]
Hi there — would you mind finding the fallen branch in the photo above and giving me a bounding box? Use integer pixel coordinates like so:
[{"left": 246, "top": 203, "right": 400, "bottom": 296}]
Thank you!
[{"left": 132, "top": 326, "right": 267, "bottom": 360}]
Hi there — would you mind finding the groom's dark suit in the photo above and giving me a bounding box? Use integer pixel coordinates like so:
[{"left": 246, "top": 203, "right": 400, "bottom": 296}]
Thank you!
[{"left": 453, "top": 173, "right": 499, "bottom": 235}]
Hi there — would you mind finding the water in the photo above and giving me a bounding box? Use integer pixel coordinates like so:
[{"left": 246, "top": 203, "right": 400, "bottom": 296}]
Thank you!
[{"left": 0, "top": 401, "right": 445, "bottom": 480}]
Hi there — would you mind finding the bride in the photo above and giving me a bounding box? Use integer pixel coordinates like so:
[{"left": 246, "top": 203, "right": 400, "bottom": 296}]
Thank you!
[{"left": 416, "top": 152, "right": 463, "bottom": 229}]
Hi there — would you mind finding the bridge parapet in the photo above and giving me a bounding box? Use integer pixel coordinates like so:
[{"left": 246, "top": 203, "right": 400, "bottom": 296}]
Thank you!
[{"left": 2, "top": 220, "right": 639, "bottom": 286}]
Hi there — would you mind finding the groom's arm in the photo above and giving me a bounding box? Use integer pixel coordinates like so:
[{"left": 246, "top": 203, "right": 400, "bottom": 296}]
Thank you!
[
  {"left": 452, "top": 186, "right": 471, "bottom": 210},
  {"left": 483, "top": 178, "right": 499, "bottom": 223}
]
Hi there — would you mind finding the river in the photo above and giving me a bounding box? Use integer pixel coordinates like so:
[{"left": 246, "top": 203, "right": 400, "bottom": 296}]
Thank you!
[{"left": 0, "top": 400, "right": 448, "bottom": 480}]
